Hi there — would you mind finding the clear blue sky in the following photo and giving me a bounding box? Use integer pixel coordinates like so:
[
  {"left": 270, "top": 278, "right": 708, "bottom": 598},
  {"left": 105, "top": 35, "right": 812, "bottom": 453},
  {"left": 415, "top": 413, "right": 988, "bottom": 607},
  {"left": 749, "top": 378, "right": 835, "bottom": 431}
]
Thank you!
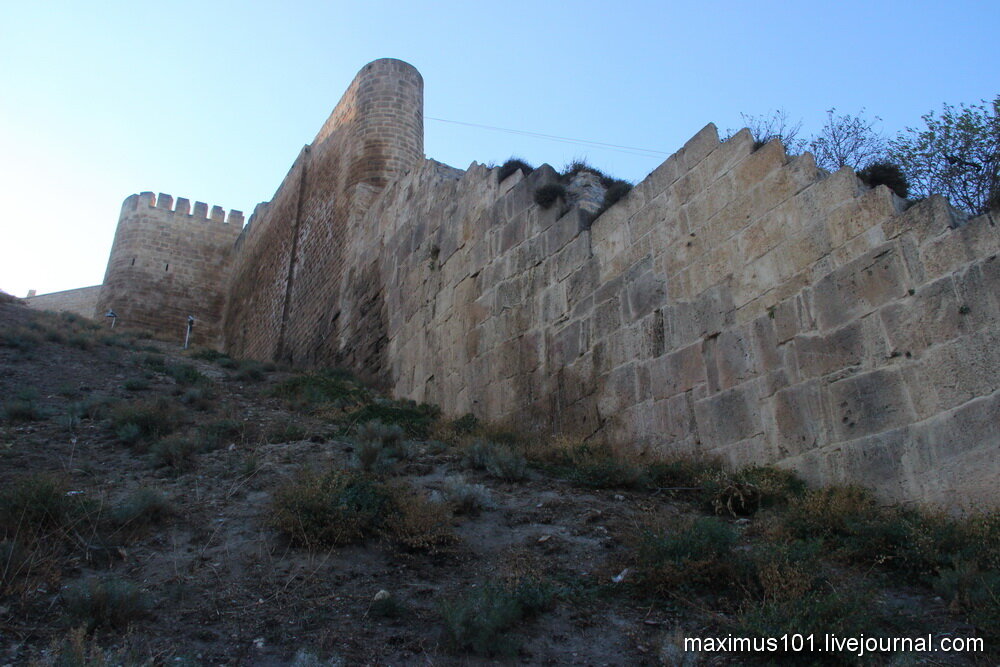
[{"left": 1, "top": 1, "right": 996, "bottom": 297}]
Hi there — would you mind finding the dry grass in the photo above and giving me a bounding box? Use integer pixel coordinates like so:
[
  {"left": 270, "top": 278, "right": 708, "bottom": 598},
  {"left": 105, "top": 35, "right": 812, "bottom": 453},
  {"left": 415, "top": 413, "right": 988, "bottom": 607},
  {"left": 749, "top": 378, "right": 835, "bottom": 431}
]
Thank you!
[{"left": 384, "top": 485, "right": 457, "bottom": 552}]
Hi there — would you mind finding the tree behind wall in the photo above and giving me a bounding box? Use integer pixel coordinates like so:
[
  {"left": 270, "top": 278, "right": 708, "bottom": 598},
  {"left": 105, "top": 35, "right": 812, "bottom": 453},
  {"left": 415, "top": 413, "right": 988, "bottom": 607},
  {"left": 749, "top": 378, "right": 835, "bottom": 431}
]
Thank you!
[
  {"left": 808, "top": 108, "right": 887, "bottom": 172},
  {"left": 889, "top": 96, "right": 1000, "bottom": 215}
]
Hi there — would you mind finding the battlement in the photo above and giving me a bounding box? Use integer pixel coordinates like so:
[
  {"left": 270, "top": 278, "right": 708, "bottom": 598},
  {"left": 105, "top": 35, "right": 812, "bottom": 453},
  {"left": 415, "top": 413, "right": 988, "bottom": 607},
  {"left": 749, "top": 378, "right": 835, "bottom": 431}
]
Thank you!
[
  {"left": 122, "top": 191, "right": 245, "bottom": 227},
  {"left": 90, "top": 59, "right": 998, "bottom": 509}
]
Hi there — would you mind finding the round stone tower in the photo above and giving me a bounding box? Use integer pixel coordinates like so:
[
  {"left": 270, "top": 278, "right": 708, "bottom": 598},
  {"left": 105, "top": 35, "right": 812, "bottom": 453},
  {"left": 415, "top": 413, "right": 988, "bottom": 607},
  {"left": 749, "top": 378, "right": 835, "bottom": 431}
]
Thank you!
[
  {"left": 95, "top": 192, "right": 244, "bottom": 347},
  {"left": 313, "top": 57, "right": 424, "bottom": 189}
]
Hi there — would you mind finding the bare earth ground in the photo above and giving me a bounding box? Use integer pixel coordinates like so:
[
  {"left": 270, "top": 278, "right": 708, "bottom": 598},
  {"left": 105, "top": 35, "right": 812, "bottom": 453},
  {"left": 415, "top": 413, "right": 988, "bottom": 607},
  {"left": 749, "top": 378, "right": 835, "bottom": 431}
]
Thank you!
[{"left": 0, "top": 300, "right": 994, "bottom": 666}]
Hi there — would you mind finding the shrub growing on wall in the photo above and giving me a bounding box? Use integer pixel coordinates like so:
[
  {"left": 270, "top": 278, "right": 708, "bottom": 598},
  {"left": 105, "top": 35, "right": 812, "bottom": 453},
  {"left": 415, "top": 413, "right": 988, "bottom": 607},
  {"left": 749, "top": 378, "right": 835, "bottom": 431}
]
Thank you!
[
  {"left": 497, "top": 158, "right": 534, "bottom": 182},
  {"left": 857, "top": 162, "right": 909, "bottom": 198},
  {"left": 533, "top": 183, "right": 566, "bottom": 209}
]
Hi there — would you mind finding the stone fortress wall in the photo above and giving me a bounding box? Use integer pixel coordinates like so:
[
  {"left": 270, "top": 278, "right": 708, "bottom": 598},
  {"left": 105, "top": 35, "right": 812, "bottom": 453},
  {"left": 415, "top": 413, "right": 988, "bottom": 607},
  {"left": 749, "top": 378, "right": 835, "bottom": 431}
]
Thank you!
[
  {"left": 25, "top": 285, "right": 102, "bottom": 318},
  {"left": 85, "top": 59, "right": 997, "bottom": 507},
  {"left": 223, "top": 58, "right": 424, "bottom": 385},
  {"left": 94, "top": 192, "right": 244, "bottom": 347},
  {"left": 369, "top": 129, "right": 999, "bottom": 509}
]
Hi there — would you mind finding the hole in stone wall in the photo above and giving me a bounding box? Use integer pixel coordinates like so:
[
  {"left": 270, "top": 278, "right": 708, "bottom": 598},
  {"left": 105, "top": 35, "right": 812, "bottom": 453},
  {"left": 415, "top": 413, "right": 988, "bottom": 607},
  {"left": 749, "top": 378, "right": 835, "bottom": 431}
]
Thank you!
[
  {"left": 131, "top": 258, "right": 135, "bottom": 266},
  {"left": 165, "top": 264, "right": 169, "bottom": 272}
]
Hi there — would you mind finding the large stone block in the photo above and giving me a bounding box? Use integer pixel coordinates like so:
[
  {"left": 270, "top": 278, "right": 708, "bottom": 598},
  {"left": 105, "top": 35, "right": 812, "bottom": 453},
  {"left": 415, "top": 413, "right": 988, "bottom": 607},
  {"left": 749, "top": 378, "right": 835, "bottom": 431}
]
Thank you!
[
  {"left": 649, "top": 340, "right": 706, "bottom": 400},
  {"left": 826, "top": 186, "right": 897, "bottom": 249},
  {"left": 654, "top": 392, "right": 700, "bottom": 445},
  {"left": 903, "top": 390, "right": 1000, "bottom": 508},
  {"left": 793, "top": 319, "right": 865, "bottom": 380},
  {"left": 693, "top": 380, "right": 763, "bottom": 447},
  {"left": 879, "top": 275, "right": 967, "bottom": 357},
  {"left": 811, "top": 243, "right": 911, "bottom": 331},
  {"left": 714, "top": 325, "right": 757, "bottom": 391},
  {"left": 826, "top": 367, "right": 915, "bottom": 440},
  {"left": 629, "top": 192, "right": 669, "bottom": 242},
  {"left": 911, "top": 327, "right": 1000, "bottom": 411},
  {"left": 624, "top": 266, "right": 667, "bottom": 322},
  {"left": 592, "top": 293, "right": 623, "bottom": 341},
  {"left": 597, "top": 363, "right": 639, "bottom": 417},
  {"left": 765, "top": 379, "right": 830, "bottom": 457},
  {"left": 883, "top": 194, "right": 956, "bottom": 245},
  {"left": 953, "top": 256, "right": 1000, "bottom": 325}
]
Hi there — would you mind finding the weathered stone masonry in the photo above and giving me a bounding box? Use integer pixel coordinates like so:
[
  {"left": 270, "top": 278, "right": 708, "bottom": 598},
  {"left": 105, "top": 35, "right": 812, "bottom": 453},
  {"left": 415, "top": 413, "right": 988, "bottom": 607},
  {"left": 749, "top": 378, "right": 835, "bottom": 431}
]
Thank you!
[
  {"left": 95, "top": 192, "right": 244, "bottom": 347},
  {"left": 89, "top": 59, "right": 997, "bottom": 508}
]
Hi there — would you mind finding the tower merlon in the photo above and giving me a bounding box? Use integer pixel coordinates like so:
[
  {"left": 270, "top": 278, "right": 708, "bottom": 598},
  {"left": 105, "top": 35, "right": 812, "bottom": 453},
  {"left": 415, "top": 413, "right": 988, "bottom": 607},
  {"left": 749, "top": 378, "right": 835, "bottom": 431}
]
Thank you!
[{"left": 118, "top": 192, "right": 244, "bottom": 228}]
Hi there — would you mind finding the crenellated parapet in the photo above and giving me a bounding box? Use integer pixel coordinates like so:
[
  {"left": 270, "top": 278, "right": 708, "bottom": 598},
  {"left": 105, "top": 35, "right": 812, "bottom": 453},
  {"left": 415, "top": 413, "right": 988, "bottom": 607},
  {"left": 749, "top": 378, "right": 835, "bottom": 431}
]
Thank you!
[
  {"left": 124, "top": 191, "right": 245, "bottom": 226},
  {"left": 95, "top": 191, "right": 245, "bottom": 348},
  {"left": 87, "top": 59, "right": 998, "bottom": 508}
]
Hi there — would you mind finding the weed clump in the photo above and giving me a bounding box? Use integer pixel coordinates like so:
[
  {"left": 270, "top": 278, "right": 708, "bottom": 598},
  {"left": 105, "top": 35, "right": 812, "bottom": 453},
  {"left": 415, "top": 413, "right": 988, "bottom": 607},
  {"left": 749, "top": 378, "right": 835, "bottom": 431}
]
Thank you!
[
  {"left": 440, "top": 577, "right": 555, "bottom": 656},
  {"left": 234, "top": 360, "right": 266, "bottom": 382},
  {"left": 150, "top": 436, "right": 199, "bottom": 472},
  {"left": 63, "top": 575, "right": 148, "bottom": 631},
  {"left": 735, "top": 589, "right": 896, "bottom": 661},
  {"left": 189, "top": 348, "right": 228, "bottom": 362},
  {"left": 561, "top": 160, "right": 614, "bottom": 187},
  {"left": 0, "top": 539, "right": 30, "bottom": 594},
  {"left": 442, "top": 476, "right": 496, "bottom": 516},
  {"left": 110, "top": 488, "right": 172, "bottom": 530},
  {"left": 270, "top": 371, "right": 368, "bottom": 412},
  {"left": 451, "top": 413, "right": 479, "bottom": 434},
  {"left": 383, "top": 486, "right": 456, "bottom": 552},
  {"left": 353, "top": 420, "right": 410, "bottom": 472},
  {"left": 560, "top": 443, "right": 647, "bottom": 489},
  {"left": 165, "top": 362, "right": 206, "bottom": 385},
  {"left": 141, "top": 353, "right": 166, "bottom": 371},
  {"left": 778, "top": 485, "right": 1000, "bottom": 641},
  {"left": 200, "top": 419, "right": 246, "bottom": 450},
  {"left": 123, "top": 377, "right": 149, "bottom": 392},
  {"left": 858, "top": 162, "right": 909, "bottom": 198},
  {"left": 3, "top": 393, "right": 44, "bottom": 423},
  {"left": 599, "top": 180, "right": 633, "bottom": 212},
  {"left": 533, "top": 183, "right": 566, "bottom": 209},
  {"left": 497, "top": 158, "right": 534, "bottom": 182},
  {"left": 635, "top": 516, "right": 739, "bottom": 594},
  {"left": 0, "top": 475, "right": 89, "bottom": 538},
  {"left": 743, "top": 539, "right": 824, "bottom": 603},
  {"left": 266, "top": 420, "right": 308, "bottom": 443},
  {"left": 0, "top": 327, "right": 43, "bottom": 352},
  {"left": 81, "top": 395, "right": 117, "bottom": 421},
  {"left": 463, "top": 440, "right": 527, "bottom": 482},
  {"left": 110, "top": 398, "right": 179, "bottom": 447},
  {"left": 346, "top": 399, "right": 440, "bottom": 438},
  {"left": 270, "top": 469, "right": 394, "bottom": 547}
]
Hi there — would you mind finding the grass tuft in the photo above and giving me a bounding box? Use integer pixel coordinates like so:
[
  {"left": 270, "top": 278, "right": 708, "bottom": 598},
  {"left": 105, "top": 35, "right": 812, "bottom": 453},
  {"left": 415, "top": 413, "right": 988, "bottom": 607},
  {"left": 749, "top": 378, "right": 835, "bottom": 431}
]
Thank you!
[
  {"left": 497, "top": 158, "right": 534, "bottom": 182},
  {"left": 270, "top": 469, "right": 393, "bottom": 548},
  {"left": 63, "top": 575, "right": 148, "bottom": 631},
  {"left": 635, "top": 516, "right": 739, "bottom": 594},
  {"left": 463, "top": 440, "right": 528, "bottom": 482},
  {"left": 353, "top": 420, "right": 409, "bottom": 473},
  {"left": 110, "top": 488, "right": 172, "bottom": 529},
  {"left": 149, "top": 436, "right": 199, "bottom": 472},
  {"left": 439, "top": 577, "right": 555, "bottom": 656},
  {"left": 442, "top": 476, "right": 496, "bottom": 516},
  {"left": 533, "top": 183, "right": 566, "bottom": 209},
  {"left": 110, "top": 398, "right": 179, "bottom": 447}
]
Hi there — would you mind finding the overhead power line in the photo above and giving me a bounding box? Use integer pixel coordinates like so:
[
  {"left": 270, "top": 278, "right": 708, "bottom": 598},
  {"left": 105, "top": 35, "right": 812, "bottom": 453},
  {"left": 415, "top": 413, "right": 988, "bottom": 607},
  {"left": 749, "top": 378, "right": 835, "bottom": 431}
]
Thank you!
[{"left": 426, "top": 116, "right": 669, "bottom": 159}]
